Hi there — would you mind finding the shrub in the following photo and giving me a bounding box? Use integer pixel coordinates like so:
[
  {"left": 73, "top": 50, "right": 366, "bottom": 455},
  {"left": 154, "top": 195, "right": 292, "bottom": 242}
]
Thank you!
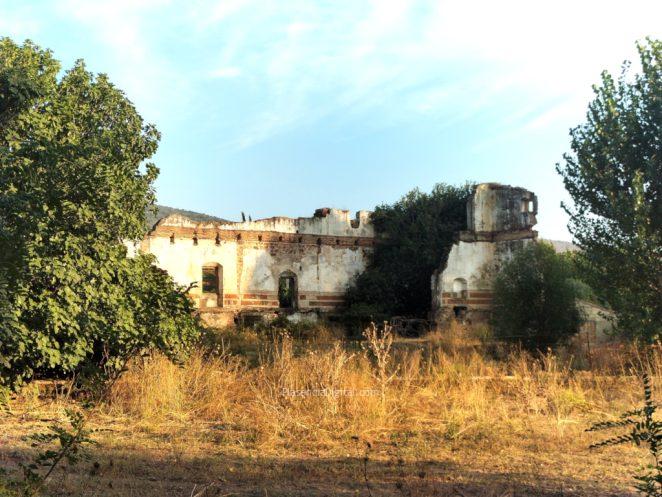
[
  {"left": 345, "top": 183, "right": 473, "bottom": 319},
  {"left": 588, "top": 373, "right": 662, "bottom": 497},
  {"left": 491, "top": 242, "right": 583, "bottom": 352}
]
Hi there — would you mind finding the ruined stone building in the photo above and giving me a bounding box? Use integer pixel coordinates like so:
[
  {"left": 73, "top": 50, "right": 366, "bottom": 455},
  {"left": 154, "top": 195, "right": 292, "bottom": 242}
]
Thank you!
[
  {"left": 137, "top": 208, "right": 374, "bottom": 326},
  {"left": 430, "top": 183, "right": 538, "bottom": 323},
  {"left": 136, "top": 183, "right": 538, "bottom": 326}
]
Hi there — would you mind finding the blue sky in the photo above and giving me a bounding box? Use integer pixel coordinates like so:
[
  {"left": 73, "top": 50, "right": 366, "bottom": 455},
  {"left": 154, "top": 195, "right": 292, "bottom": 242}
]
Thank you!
[{"left": 1, "top": 0, "right": 660, "bottom": 240}]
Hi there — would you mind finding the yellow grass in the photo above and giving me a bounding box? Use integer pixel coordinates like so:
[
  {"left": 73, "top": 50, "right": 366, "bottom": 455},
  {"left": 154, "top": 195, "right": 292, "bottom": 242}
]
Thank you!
[{"left": 1, "top": 323, "right": 657, "bottom": 496}]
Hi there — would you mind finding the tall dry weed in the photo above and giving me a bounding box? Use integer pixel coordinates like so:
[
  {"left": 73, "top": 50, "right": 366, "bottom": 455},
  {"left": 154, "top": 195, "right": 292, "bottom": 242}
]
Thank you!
[
  {"left": 104, "top": 325, "right": 661, "bottom": 454},
  {"left": 362, "top": 322, "right": 398, "bottom": 413}
]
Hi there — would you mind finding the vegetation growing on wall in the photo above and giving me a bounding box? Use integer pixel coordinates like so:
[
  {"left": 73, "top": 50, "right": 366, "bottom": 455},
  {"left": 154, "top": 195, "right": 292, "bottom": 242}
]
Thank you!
[
  {"left": 344, "top": 183, "right": 473, "bottom": 320},
  {"left": 557, "top": 38, "right": 661, "bottom": 342},
  {"left": 491, "top": 242, "right": 583, "bottom": 352},
  {"left": 0, "top": 38, "right": 201, "bottom": 390}
]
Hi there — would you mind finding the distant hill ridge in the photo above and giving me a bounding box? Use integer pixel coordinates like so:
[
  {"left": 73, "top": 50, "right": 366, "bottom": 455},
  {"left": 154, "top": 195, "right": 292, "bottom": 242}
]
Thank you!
[
  {"left": 145, "top": 205, "right": 230, "bottom": 229},
  {"left": 541, "top": 239, "right": 579, "bottom": 253}
]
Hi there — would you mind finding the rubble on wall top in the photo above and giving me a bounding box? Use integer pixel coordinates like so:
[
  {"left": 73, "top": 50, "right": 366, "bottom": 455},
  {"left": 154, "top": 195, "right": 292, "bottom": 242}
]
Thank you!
[
  {"left": 149, "top": 207, "right": 374, "bottom": 238},
  {"left": 474, "top": 182, "right": 535, "bottom": 194}
]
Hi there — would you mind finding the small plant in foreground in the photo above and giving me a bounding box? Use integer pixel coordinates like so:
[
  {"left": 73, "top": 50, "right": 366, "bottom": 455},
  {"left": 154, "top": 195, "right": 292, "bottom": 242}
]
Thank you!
[
  {"left": 351, "top": 435, "right": 373, "bottom": 497},
  {"left": 362, "top": 322, "right": 397, "bottom": 408},
  {"left": 588, "top": 373, "right": 662, "bottom": 496},
  {"left": 17, "top": 408, "right": 96, "bottom": 496}
]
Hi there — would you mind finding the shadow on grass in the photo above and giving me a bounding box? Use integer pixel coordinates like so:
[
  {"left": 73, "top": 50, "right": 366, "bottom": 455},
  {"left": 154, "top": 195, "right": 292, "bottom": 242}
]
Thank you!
[{"left": 0, "top": 443, "right": 635, "bottom": 497}]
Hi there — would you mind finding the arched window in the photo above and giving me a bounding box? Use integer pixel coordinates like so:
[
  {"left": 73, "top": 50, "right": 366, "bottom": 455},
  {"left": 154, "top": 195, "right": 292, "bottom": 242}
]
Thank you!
[
  {"left": 278, "top": 271, "right": 297, "bottom": 309},
  {"left": 452, "top": 278, "right": 468, "bottom": 299},
  {"left": 202, "top": 263, "right": 223, "bottom": 307}
]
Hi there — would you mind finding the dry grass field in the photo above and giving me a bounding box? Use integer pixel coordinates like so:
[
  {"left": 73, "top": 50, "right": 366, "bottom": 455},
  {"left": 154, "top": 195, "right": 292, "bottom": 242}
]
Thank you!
[{"left": 0, "top": 323, "right": 656, "bottom": 496}]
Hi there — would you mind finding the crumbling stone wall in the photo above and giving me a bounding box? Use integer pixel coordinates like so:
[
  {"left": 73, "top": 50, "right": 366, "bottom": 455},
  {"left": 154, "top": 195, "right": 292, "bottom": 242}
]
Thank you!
[
  {"left": 431, "top": 183, "right": 538, "bottom": 324},
  {"left": 139, "top": 209, "right": 374, "bottom": 324}
]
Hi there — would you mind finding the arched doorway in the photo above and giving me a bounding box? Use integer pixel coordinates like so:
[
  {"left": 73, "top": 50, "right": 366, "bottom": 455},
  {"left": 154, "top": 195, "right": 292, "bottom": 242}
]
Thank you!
[{"left": 278, "top": 271, "right": 297, "bottom": 309}]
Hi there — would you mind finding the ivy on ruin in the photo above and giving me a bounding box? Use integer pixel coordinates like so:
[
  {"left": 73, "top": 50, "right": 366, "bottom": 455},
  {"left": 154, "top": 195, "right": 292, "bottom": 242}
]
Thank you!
[{"left": 344, "top": 182, "right": 474, "bottom": 321}]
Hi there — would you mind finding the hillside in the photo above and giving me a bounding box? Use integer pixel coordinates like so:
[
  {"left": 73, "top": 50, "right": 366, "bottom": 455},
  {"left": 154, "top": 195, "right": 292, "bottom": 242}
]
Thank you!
[
  {"left": 541, "top": 239, "right": 580, "bottom": 253},
  {"left": 145, "top": 205, "right": 230, "bottom": 229}
]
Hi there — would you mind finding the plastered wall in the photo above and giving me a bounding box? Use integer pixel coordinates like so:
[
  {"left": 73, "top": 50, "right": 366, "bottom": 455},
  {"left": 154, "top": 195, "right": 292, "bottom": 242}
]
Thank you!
[{"left": 140, "top": 209, "right": 374, "bottom": 311}]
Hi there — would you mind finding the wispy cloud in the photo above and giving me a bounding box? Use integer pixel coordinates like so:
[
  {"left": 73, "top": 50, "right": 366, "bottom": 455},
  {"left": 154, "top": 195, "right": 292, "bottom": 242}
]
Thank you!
[
  {"left": 188, "top": 0, "right": 251, "bottom": 29},
  {"left": 179, "top": 0, "right": 658, "bottom": 148},
  {"left": 55, "top": 0, "right": 189, "bottom": 122},
  {"left": 210, "top": 66, "right": 241, "bottom": 78},
  {"left": 3, "top": 0, "right": 660, "bottom": 240},
  {"left": 4, "top": 0, "right": 661, "bottom": 149},
  {"left": 0, "top": 2, "right": 41, "bottom": 39}
]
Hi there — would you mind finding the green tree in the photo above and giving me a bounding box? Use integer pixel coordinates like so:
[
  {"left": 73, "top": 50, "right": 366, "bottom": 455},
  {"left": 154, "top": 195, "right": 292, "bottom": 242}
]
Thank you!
[
  {"left": 556, "top": 38, "right": 661, "bottom": 342},
  {"left": 0, "top": 40, "right": 58, "bottom": 128},
  {"left": 0, "top": 38, "right": 200, "bottom": 389},
  {"left": 491, "top": 242, "right": 583, "bottom": 352},
  {"left": 345, "top": 183, "right": 473, "bottom": 319}
]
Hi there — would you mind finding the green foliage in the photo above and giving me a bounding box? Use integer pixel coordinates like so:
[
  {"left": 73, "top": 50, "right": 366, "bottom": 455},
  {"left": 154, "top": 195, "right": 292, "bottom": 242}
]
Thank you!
[
  {"left": 0, "top": 40, "right": 58, "bottom": 129},
  {"left": 0, "top": 38, "right": 201, "bottom": 390},
  {"left": 556, "top": 38, "right": 661, "bottom": 342},
  {"left": 345, "top": 183, "right": 473, "bottom": 319},
  {"left": 588, "top": 374, "right": 662, "bottom": 496},
  {"left": 562, "top": 251, "right": 602, "bottom": 304},
  {"left": 0, "top": 474, "right": 18, "bottom": 497},
  {"left": 491, "top": 242, "right": 583, "bottom": 351}
]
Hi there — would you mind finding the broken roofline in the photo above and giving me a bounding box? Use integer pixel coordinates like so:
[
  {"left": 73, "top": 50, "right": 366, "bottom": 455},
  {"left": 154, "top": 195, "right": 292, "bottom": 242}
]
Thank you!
[
  {"left": 147, "top": 182, "right": 538, "bottom": 240},
  {"left": 148, "top": 208, "right": 375, "bottom": 239}
]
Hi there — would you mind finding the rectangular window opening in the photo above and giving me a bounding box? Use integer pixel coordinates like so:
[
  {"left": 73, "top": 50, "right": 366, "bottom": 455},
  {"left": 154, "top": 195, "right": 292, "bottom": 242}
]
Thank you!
[{"left": 202, "top": 266, "right": 219, "bottom": 294}]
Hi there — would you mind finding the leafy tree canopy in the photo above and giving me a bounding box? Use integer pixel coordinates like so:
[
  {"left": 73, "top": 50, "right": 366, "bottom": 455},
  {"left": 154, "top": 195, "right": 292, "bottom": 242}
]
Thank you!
[
  {"left": 556, "top": 38, "right": 661, "bottom": 342},
  {"left": 345, "top": 183, "right": 473, "bottom": 320},
  {"left": 0, "top": 38, "right": 200, "bottom": 389},
  {"left": 491, "top": 242, "right": 584, "bottom": 352}
]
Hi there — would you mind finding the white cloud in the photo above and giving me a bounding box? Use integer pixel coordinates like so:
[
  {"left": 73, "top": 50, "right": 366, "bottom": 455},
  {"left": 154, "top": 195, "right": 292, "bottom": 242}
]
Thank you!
[
  {"left": 56, "top": 0, "right": 186, "bottom": 122},
  {"left": 5, "top": 0, "right": 658, "bottom": 240},
  {"left": 188, "top": 0, "right": 251, "bottom": 29},
  {"left": 210, "top": 66, "right": 241, "bottom": 78},
  {"left": 12, "top": 0, "right": 661, "bottom": 149},
  {"left": 0, "top": 2, "right": 41, "bottom": 39},
  {"left": 192, "top": 0, "right": 661, "bottom": 147}
]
